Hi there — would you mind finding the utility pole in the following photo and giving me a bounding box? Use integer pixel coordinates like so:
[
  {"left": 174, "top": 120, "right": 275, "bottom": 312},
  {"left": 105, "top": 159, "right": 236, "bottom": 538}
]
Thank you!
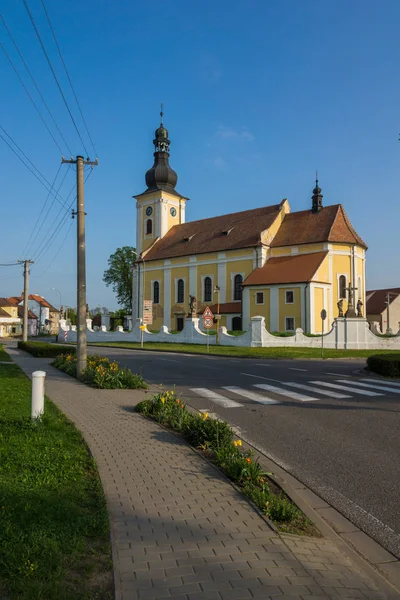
[
  {"left": 62, "top": 155, "right": 98, "bottom": 377},
  {"left": 18, "top": 259, "right": 34, "bottom": 341}
]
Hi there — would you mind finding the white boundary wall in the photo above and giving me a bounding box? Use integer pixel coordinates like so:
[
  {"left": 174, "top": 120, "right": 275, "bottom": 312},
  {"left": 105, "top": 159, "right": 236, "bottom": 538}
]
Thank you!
[{"left": 58, "top": 316, "right": 400, "bottom": 350}]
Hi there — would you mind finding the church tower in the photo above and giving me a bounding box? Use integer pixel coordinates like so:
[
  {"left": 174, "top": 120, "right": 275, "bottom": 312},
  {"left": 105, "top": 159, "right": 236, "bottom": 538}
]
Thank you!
[{"left": 134, "top": 108, "right": 188, "bottom": 256}]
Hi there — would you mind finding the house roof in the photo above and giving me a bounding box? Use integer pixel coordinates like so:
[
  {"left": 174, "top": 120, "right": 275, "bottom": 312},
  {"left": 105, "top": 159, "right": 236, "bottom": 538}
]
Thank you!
[
  {"left": 0, "top": 307, "right": 11, "bottom": 317},
  {"left": 366, "top": 288, "right": 400, "bottom": 315},
  {"left": 143, "top": 204, "right": 282, "bottom": 261},
  {"left": 0, "top": 297, "right": 15, "bottom": 307},
  {"left": 270, "top": 205, "right": 367, "bottom": 249},
  {"left": 28, "top": 294, "right": 59, "bottom": 312},
  {"left": 243, "top": 251, "right": 328, "bottom": 286},
  {"left": 17, "top": 306, "right": 38, "bottom": 319},
  {"left": 207, "top": 302, "right": 242, "bottom": 314},
  {"left": 7, "top": 296, "right": 21, "bottom": 305}
]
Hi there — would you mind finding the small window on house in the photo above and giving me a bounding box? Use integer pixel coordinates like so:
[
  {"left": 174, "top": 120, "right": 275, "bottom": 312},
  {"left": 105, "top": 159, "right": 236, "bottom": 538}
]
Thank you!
[
  {"left": 256, "top": 292, "right": 264, "bottom": 304},
  {"left": 285, "top": 290, "right": 294, "bottom": 304},
  {"left": 146, "top": 219, "right": 153, "bottom": 235},
  {"left": 204, "top": 277, "right": 212, "bottom": 302},
  {"left": 153, "top": 281, "right": 160, "bottom": 304},
  {"left": 339, "top": 275, "right": 346, "bottom": 299},
  {"left": 234, "top": 274, "right": 243, "bottom": 301},
  {"left": 285, "top": 317, "right": 295, "bottom": 331},
  {"left": 177, "top": 279, "right": 184, "bottom": 303}
]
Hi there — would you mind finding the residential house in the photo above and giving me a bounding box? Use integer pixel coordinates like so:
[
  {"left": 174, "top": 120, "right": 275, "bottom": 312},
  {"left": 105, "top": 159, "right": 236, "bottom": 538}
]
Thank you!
[
  {"left": 366, "top": 288, "right": 400, "bottom": 334},
  {"left": 0, "top": 298, "right": 22, "bottom": 337}
]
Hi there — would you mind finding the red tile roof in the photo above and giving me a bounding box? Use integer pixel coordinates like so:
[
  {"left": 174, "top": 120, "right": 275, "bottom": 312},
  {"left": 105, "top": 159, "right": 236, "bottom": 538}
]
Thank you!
[
  {"left": 366, "top": 288, "right": 400, "bottom": 315},
  {"left": 243, "top": 252, "right": 328, "bottom": 286},
  {"left": 270, "top": 205, "right": 367, "bottom": 249},
  {"left": 17, "top": 306, "right": 38, "bottom": 319},
  {"left": 28, "top": 294, "right": 59, "bottom": 312},
  {"left": 143, "top": 204, "right": 283, "bottom": 261},
  {"left": 207, "top": 302, "right": 242, "bottom": 314},
  {"left": 0, "top": 297, "right": 15, "bottom": 307},
  {"left": 7, "top": 296, "right": 21, "bottom": 305}
]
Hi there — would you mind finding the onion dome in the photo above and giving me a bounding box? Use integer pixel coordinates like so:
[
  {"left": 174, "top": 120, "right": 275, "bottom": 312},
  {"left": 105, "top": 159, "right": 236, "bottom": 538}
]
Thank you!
[
  {"left": 144, "top": 106, "right": 178, "bottom": 193},
  {"left": 311, "top": 174, "right": 323, "bottom": 213}
]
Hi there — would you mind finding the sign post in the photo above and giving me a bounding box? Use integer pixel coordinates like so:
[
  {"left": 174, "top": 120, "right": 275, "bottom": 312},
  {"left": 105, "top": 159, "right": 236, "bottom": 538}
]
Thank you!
[
  {"left": 202, "top": 306, "right": 214, "bottom": 354},
  {"left": 320, "top": 309, "right": 327, "bottom": 358},
  {"left": 141, "top": 300, "right": 153, "bottom": 349}
]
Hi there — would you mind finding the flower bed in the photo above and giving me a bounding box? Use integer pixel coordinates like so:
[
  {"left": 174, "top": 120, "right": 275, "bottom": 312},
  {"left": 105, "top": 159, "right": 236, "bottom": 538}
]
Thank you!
[
  {"left": 136, "top": 391, "right": 316, "bottom": 534},
  {"left": 52, "top": 354, "right": 148, "bottom": 389}
]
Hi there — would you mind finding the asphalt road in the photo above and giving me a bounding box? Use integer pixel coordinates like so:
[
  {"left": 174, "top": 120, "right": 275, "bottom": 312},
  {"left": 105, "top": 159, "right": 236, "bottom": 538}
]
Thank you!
[{"left": 89, "top": 346, "right": 400, "bottom": 558}]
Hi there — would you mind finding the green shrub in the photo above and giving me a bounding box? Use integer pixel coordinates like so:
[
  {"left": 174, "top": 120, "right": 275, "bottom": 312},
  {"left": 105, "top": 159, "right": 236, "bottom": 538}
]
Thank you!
[
  {"left": 270, "top": 331, "right": 295, "bottom": 337},
  {"left": 367, "top": 354, "right": 400, "bottom": 377},
  {"left": 136, "top": 391, "right": 304, "bottom": 530},
  {"left": 227, "top": 330, "right": 246, "bottom": 336},
  {"left": 18, "top": 341, "right": 75, "bottom": 358},
  {"left": 52, "top": 354, "right": 148, "bottom": 389}
]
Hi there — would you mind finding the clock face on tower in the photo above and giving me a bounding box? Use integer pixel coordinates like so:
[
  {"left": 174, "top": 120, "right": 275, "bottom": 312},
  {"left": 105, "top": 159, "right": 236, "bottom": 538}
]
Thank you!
[
  {"left": 170, "top": 207, "right": 177, "bottom": 217},
  {"left": 145, "top": 206, "right": 153, "bottom": 216}
]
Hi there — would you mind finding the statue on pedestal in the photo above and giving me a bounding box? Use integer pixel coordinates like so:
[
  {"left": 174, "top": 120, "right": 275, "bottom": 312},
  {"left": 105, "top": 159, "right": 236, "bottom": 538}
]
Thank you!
[
  {"left": 189, "top": 295, "right": 197, "bottom": 317},
  {"left": 357, "top": 299, "right": 363, "bottom": 318},
  {"left": 337, "top": 299, "right": 344, "bottom": 317}
]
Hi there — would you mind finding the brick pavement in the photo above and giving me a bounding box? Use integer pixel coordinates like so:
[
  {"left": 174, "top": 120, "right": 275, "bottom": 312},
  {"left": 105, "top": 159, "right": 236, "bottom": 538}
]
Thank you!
[{"left": 9, "top": 347, "right": 398, "bottom": 600}]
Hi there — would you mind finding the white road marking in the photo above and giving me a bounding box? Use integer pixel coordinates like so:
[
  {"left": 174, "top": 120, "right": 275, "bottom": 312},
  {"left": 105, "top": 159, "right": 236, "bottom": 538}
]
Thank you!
[
  {"left": 361, "top": 378, "right": 400, "bottom": 389},
  {"left": 222, "top": 386, "right": 279, "bottom": 405},
  {"left": 255, "top": 363, "right": 271, "bottom": 366},
  {"left": 288, "top": 367, "right": 308, "bottom": 372},
  {"left": 337, "top": 380, "right": 400, "bottom": 394},
  {"left": 284, "top": 382, "right": 351, "bottom": 399},
  {"left": 253, "top": 383, "right": 319, "bottom": 403},
  {"left": 310, "top": 381, "right": 383, "bottom": 397},
  {"left": 325, "top": 372, "right": 351, "bottom": 377},
  {"left": 190, "top": 388, "right": 243, "bottom": 408}
]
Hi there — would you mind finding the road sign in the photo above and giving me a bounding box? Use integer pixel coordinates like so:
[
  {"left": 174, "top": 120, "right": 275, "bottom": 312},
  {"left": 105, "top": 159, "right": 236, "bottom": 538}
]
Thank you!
[
  {"left": 203, "top": 317, "right": 213, "bottom": 329},
  {"left": 202, "top": 306, "right": 214, "bottom": 319},
  {"left": 321, "top": 309, "right": 327, "bottom": 320},
  {"left": 143, "top": 300, "right": 153, "bottom": 325},
  {"left": 139, "top": 325, "right": 146, "bottom": 331}
]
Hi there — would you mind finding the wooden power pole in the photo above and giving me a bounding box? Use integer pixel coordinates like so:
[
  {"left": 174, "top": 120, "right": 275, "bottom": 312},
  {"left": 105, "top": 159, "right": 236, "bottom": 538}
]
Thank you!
[
  {"left": 62, "top": 155, "right": 98, "bottom": 377},
  {"left": 18, "top": 259, "right": 34, "bottom": 342}
]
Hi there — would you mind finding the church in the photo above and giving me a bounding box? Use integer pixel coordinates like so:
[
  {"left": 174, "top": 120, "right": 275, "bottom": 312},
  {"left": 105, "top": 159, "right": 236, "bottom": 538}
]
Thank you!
[{"left": 132, "top": 114, "right": 367, "bottom": 335}]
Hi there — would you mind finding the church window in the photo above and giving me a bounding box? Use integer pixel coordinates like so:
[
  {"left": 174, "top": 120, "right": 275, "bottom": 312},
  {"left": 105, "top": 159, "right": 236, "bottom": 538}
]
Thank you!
[
  {"left": 339, "top": 275, "right": 347, "bottom": 299},
  {"left": 146, "top": 219, "right": 153, "bottom": 235},
  {"left": 285, "top": 290, "right": 294, "bottom": 304},
  {"left": 285, "top": 317, "right": 295, "bottom": 331},
  {"left": 232, "top": 316, "right": 242, "bottom": 331},
  {"left": 256, "top": 292, "right": 264, "bottom": 305},
  {"left": 234, "top": 274, "right": 243, "bottom": 301},
  {"left": 204, "top": 277, "right": 212, "bottom": 302},
  {"left": 153, "top": 281, "right": 160, "bottom": 304},
  {"left": 177, "top": 279, "right": 184, "bottom": 303}
]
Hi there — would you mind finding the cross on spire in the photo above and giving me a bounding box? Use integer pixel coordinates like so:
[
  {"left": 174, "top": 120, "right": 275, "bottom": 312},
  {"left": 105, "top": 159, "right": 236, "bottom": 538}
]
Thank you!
[{"left": 160, "top": 102, "right": 164, "bottom": 125}]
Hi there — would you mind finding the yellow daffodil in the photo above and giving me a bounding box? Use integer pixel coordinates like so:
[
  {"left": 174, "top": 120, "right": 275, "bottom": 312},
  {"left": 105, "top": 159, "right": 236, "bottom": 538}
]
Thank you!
[{"left": 203, "top": 412, "right": 208, "bottom": 420}]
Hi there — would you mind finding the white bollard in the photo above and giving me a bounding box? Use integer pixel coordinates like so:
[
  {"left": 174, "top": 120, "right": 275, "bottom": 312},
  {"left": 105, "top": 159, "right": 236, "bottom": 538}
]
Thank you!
[{"left": 31, "top": 370, "right": 46, "bottom": 419}]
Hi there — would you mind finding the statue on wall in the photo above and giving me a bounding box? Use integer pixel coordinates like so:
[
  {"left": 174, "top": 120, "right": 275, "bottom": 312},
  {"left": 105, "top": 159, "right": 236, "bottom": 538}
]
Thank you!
[
  {"left": 337, "top": 299, "right": 344, "bottom": 317},
  {"left": 356, "top": 299, "right": 363, "bottom": 318},
  {"left": 86, "top": 303, "right": 90, "bottom": 319},
  {"left": 189, "top": 295, "right": 197, "bottom": 317}
]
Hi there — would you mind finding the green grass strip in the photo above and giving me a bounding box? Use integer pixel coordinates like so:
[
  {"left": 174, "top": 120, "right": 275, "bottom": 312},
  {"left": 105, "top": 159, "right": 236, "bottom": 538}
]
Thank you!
[
  {"left": 0, "top": 344, "right": 11, "bottom": 362},
  {"left": 0, "top": 364, "right": 112, "bottom": 600},
  {"left": 88, "top": 341, "right": 400, "bottom": 359}
]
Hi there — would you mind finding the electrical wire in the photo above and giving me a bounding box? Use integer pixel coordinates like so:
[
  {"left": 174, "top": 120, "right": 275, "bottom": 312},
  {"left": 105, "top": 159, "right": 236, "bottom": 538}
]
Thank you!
[
  {"left": 0, "top": 126, "right": 68, "bottom": 209},
  {"left": 0, "top": 15, "right": 73, "bottom": 156},
  {"left": 0, "top": 262, "right": 20, "bottom": 266},
  {"left": 22, "top": 0, "right": 89, "bottom": 156},
  {"left": 34, "top": 218, "right": 74, "bottom": 277},
  {"left": 39, "top": 0, "right": 97, "bottom": 157},
  {"left": 0, "top": 38, "right": 65, "bottom": 155}
]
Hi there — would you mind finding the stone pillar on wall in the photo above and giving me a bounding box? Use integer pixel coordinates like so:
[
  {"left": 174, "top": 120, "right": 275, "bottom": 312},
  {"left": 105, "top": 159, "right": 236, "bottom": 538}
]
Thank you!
[
  {"left": 250, "top": 315, "right": 266, "bottom": 347},
  {"left": 102, "top": 313, "right": 110, "bottom": 330}
]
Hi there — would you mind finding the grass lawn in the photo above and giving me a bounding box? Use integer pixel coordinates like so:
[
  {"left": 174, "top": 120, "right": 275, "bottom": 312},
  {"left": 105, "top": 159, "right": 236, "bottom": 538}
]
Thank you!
[
  {"left": 87, "top": 341, "right": 399, "bottom": 360},
  {"left": 0, "top": 344, "right": 11, "bottom": 361},
  {"left": 0, "top": 357, "right": 112, "bottom": 599}
]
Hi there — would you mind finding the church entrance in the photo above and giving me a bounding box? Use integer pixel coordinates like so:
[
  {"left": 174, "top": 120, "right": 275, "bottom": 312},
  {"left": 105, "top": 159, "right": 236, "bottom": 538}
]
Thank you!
[
  {"left": 176, "top": 317, "right": 184, "bottom": 332},
  {"left": 232, "top": 316, "right": 242, "bottom": 331}
]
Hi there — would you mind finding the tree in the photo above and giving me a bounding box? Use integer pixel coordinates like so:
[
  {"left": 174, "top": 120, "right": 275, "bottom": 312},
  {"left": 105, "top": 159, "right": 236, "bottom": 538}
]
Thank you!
[{"left": 103, "top": 246, "right": 136, "bottom": 311}]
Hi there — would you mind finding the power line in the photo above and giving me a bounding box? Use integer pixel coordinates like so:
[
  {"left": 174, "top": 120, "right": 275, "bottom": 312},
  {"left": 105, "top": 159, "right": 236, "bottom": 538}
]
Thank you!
[
  {"left": 34, "top": 218, "right": 74, "bottom": 277},
  {"left": 22, "top": 0, "right": 89, "bottom": 156},
  {"left": 0, "top": 38, "right": 65, "bottom": 155},
  {"left": 0, "top": 262, "right": 20, "bottom": 266},
  {"left": 0, "top": 15, "right": 73, "bottom": 156},
  {"left": 39, "top": 0, "right": 97, "bottom": 157},
  {"left": 0, "top": 126, "right": 68, "bottom": 209}
]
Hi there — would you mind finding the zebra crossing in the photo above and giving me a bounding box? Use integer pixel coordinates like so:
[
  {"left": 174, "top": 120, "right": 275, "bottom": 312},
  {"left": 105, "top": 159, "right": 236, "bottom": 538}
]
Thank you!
[{"left": 189, "top": 377, "right": 400, "bottom": 409}]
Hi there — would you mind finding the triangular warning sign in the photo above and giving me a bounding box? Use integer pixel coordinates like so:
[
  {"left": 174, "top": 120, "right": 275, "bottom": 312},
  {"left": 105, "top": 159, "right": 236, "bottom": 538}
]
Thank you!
[{"left": 202, "top": 306, "right": 214, "bottom": 318}]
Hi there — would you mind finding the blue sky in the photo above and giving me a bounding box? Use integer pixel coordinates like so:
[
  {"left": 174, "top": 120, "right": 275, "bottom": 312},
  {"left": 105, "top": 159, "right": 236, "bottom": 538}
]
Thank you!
[{"left": 1, "top": 0, "right": 399, "bottom": 310}]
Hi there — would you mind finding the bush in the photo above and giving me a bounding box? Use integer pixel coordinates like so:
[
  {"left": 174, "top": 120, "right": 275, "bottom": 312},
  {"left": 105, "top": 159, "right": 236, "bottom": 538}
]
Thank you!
[
  {"left": 227, "top": 330, "right": 246, "bottom": 336},
  {"left": 18, "top": 341, "right": 75, "bottom": 358},
  {"left": 136, "top": 391, "right": 303, "bottom": 529},
  {"left": 367, "top": 354, "right": 400, "bottom": 377},
  {"left": 270, "top": 331, "right": 295, "bottom": 337},
  {"left": 52, "top": 354, "right": 148, "bottom": 389}
]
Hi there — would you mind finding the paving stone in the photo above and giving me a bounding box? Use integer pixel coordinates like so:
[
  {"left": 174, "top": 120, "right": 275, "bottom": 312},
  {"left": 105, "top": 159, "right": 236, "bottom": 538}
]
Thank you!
[{"left": 11, "top": 352, "right": 394, "bottom": 600}]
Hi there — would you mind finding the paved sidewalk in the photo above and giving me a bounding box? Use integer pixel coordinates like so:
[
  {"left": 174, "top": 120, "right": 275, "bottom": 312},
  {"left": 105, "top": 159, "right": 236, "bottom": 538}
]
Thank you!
[{"left": 9, "top": 347, "right": 399, "bottom": 600}]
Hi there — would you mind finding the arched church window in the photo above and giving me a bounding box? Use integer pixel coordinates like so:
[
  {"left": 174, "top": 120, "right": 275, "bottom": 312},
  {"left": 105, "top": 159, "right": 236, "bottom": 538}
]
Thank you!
[
  {"left": 234, "top": 274, "right": 243, "bottom": 301},
  {"left": 177, "top": 279, "right": 184, "bottom": 303},
  {"left": 153, "top": 281, "right": 160, "bottom": 304},
  {"left": 339, "top": 275, "right": 347, "bottom": 299},
  {"left": 146, "top": 219, "right": 153, "bottom": 235},
  {"left": 204, "top": 277, "right": 212, "bottom": 302}
]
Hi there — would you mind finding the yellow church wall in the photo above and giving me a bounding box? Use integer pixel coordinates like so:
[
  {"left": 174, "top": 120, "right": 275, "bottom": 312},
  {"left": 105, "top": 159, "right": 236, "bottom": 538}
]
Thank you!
[
  {"left": 143, "top": 268, "right": 164, "bottom": 330},
  {"left": 226, "top": 259, "right": 254, "bottom": 302},
  {"left": 314, "top": 287, "right": 324, "bottom": 333},
  {"left": 225, "top": 248, "right": 254, "bottom": 259},
  {"left": 356, "top": 256, "right": 364, "bottom": 299},
  {"left": 278, "top": 287, "right": 302, "bottom": 331},
  {"left": 196, "top": 263, "right": 218, "bottom": 311},
  {"left": 298, "top": 243, "right": 325, "bottom": 253},
  {"left": 262, "top": 200, "right": 289, "bottom": 246},
  {"left": 269, "top": 247, "right": 292, "bottom": 257},
  {"left": 249, "top": 288, "right": 270, "bottom": 331},
  {"left": 313, "top": 255, "right": 330, "bottom": 283},
  {"left": 331, "top": 244, "right": 351, "bottom": 253},
  {"left": 170, "top": 266, "right": 190, "bottom": 322},
  {"left": 332, "top": 253, "right": 351, "bottom": 316}
]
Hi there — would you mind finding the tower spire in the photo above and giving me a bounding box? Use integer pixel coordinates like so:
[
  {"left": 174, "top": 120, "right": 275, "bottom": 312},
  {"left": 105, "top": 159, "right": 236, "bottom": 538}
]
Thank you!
[
  {"left": 160, "top": 102, "right": 164, "bottom": 125},
  {"left": 311, "top": 172, "right": 323, "bottom": 213},
  {"left": 143, "top": 109, "right": 178, "bottom": 194}
]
